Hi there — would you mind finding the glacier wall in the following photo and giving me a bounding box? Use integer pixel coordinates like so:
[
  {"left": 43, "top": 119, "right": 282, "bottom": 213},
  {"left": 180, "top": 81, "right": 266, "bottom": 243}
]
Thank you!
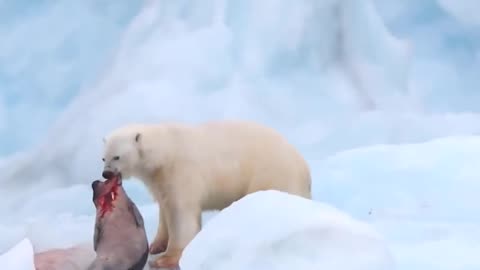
[
  {"left": 0, "top": 0, "right": 479, "bottom": 219},
  {"left": 0, "top": 0, "right": 413, "bottom": 189},
  {"left": 0, "top": 0, "right": 480, "bottom": 269},
  {"left": 0, "top": 0, "right": 479, "bottom": 161},
  {"left": 0, "top": 0, "right": 142, "bottom": 156}
]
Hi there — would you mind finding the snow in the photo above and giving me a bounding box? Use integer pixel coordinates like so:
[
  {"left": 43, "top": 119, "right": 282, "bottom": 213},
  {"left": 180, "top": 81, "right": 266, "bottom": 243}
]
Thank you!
[
  {"left": 0, "top": 0, "right": 480, "bottom": 269},
  {"left": 180, "top": 190, "right": 394, "bottom": 270},
  {"left": 319, "top": 135, "right": 480, "bottom": 219},
  {"left": 314, "top": 135, "right": 480, "bottom": 270},
  {"left": 0, "top": 238, "right": 35, "bottom": 270},
  {"left": 2, "top": 136, "right": 480, "bottom": 269}
]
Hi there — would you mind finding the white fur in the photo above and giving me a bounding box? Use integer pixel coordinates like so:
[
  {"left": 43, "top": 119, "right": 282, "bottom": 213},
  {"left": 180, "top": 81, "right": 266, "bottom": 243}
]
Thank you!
[{"left": 101, "top": 120, "right": 312, "bottom": 267}]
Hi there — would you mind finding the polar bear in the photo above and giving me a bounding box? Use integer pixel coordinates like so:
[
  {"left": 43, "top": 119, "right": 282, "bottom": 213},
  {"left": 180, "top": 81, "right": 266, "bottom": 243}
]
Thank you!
[{"left": 101, "top": 120, "right": 312, "bottom": 268}]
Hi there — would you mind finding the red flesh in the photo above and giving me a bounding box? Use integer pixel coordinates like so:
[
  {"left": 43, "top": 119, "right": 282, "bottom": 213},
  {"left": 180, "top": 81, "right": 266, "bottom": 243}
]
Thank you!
[{"left": 96, "top": 176, "right": 121, "bottom": 218}]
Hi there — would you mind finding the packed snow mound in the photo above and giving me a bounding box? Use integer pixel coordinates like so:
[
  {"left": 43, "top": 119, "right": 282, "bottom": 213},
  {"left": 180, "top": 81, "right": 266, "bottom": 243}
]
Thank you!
[
  {"left": 315, "top": 135, "right": 480, "bottom": 221},
  {"left": 0, "top": 238, "right": 35, "bottom": 270},
  {"left": 180, "top": 190, "right": 395, "bottom": 270}
]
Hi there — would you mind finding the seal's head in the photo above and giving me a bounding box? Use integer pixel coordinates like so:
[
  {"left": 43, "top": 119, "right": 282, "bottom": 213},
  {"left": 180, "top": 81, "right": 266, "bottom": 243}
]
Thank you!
[{"left": 91, "top": 174, "right": 123, "bottom": 217}]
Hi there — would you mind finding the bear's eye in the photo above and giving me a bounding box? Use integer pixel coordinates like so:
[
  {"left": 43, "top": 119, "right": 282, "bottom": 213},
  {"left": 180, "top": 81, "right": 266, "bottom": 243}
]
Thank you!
[
  {"left": 113, "top": 156, "right": 120, "bottom": 161},
  {"left": 102, "top": 158, "right": 105, "bottom": 162}
]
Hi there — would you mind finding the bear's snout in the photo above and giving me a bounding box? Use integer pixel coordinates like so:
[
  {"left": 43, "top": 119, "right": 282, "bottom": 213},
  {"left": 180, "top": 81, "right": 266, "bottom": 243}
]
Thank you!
[{"left": 102, "top": 170, "right": 115, "bottom": 179}]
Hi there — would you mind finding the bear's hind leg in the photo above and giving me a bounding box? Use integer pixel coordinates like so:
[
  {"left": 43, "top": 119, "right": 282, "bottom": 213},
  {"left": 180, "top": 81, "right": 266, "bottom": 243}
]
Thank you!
[
  {"left": 149, "top": 205, "right": 201, "bottom": 269},
  {"left": 150, "top": 203, "right": 169, "bottom": 255}
]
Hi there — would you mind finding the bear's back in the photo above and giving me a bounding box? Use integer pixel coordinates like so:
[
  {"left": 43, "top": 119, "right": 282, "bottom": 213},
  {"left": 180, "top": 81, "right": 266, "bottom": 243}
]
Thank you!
[{"left": 195, "top": 120, "right": 312, "bottom": 200}]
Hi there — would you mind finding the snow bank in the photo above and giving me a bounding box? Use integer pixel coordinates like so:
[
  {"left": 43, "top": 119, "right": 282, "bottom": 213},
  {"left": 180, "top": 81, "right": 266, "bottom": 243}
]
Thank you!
[
  {"left": 0, "top": 238, "right": 35, "bottom": 270},
  {"left": 314, "top": 135, "right": 480, "bottom": 221},
  {"left": 311, "top": 135, "right": 480, "bottom": 270},
  {"left": 180, "top": 190, "right": 395, "bottom": 270},
  {"left": 2, "top": 135, "right": 478, "bottom": 269}
]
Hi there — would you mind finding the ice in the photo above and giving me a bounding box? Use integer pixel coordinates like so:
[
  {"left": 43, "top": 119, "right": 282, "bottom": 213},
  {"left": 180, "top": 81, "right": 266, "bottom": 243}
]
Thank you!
[
  {"left": 0, "top": 0, "right": 414, "bottom": 179},
  {"left": 373, "top": 0, "right": 480, "bottom": 112},
  {"left": 436, "top": 0, "right": 480, "bottom": 26},
  {"left": 340, "top": 0, "right": 412, "bottom": 111},
  {"left": 0, "top": 238, "right": 35, "bottom": 270},
  {"left": 180, "top": 190, "right": 394, "bottom": 270},
  {"left": 313, "top": 135, "right": 480, "bottom": 270},
  {"left": 2, "top": 0, "right": 479, "bottom": 190},
  {"left": 2, "top": 135, "right": 479, "bottom": 269},
  {"left": 315, "top": 135, "right": 480, "bottom": 220},
  {"left": 1, "top": 0, "right": 480, "bottom": 269},
  {"left": 0, "top": 1, "right": 142, "bottom": 156}
]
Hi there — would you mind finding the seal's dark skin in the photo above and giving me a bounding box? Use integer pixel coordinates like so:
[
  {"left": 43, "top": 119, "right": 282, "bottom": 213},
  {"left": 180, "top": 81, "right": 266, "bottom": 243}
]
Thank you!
[{"left": 87, "top": 175, "right": 149, "bottom": 270}]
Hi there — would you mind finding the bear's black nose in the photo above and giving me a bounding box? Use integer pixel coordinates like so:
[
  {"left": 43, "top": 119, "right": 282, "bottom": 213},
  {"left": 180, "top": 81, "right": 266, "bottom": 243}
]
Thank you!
[{"left": 102, "top": 170, "right": 114, "bottom": 179}]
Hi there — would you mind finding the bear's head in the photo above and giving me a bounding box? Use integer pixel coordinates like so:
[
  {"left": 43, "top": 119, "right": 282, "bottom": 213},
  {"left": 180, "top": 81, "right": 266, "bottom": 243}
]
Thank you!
[{"left": 101, "top": 130, "right": 143, "bottom": 180}]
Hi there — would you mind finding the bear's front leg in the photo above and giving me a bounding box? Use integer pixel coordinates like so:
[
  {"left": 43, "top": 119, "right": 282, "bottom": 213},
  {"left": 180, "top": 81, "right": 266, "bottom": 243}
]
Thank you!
[
  {"left": 150, "top": 203, "right": 169, "bottom": 255},
  {"left": 149, "top": 204, "right": 201, "bottom": 269}
]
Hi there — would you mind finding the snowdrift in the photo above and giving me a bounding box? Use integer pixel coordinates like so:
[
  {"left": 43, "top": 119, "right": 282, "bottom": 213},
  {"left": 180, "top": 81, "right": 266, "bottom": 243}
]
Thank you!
[
  {"left": 314, "top": 135, "right": 480, "bottom": 221},
  {"left": 0, "top": 238, "right": 35, "bottom": 270},
  {"left": 180, "top": 190, "right": 395, "bottom": 270}
]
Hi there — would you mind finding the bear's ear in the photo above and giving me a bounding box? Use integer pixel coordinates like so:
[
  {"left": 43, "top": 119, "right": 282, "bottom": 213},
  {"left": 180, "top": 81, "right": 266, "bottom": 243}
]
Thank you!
[{"left": 135, "top": 133, "right": 141, "bottom": 143}]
